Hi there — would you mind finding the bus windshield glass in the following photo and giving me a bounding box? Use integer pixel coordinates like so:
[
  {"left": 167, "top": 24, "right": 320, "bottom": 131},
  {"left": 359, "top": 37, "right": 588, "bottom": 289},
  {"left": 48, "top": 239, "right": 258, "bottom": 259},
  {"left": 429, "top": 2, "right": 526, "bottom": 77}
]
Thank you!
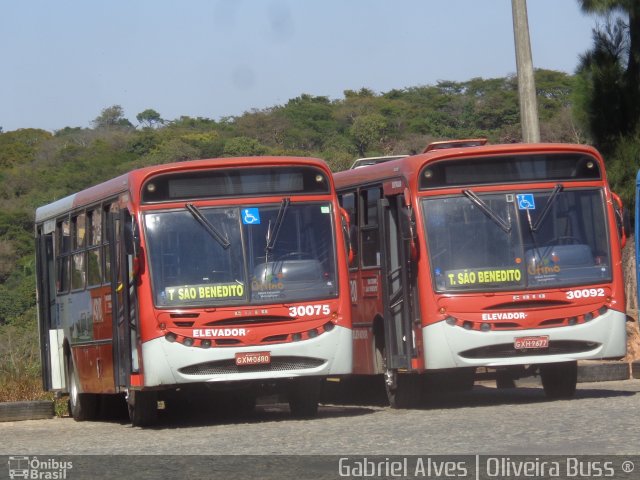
[
  {"left": 144, "top": 202, "right": 337, "bottom": 306},
  {"left": 422, "top": 188, "right": 611, "bottom": 292}
]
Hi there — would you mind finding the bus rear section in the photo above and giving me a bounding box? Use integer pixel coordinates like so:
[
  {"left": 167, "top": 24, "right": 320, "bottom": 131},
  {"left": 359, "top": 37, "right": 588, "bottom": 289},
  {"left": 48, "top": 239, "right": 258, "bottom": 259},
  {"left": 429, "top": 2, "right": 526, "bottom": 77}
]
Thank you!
[
  {"left": 335, "top": 141, "right": 627, "bottom": 407},
  {"left": 35, "top": 157, "right": 352, "bottom": 425}
]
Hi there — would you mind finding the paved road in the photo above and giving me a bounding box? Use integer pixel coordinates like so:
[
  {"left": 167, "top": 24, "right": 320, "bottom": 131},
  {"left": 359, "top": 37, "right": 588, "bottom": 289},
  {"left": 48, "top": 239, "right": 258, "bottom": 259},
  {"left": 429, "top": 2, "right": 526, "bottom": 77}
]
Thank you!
[{"left": 2, "top": 379, "right": 639, "bottom": 457}]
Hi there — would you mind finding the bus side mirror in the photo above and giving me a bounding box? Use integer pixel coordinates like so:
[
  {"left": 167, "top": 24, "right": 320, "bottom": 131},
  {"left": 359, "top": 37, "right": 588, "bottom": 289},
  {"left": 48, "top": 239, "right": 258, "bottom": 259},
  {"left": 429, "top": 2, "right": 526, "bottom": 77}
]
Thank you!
[
  {"left": 340, "top": 207, "right": 354, "bottom": 265},
  {"left": 611, "top": 192, "right": 628, "bottom": 249}
]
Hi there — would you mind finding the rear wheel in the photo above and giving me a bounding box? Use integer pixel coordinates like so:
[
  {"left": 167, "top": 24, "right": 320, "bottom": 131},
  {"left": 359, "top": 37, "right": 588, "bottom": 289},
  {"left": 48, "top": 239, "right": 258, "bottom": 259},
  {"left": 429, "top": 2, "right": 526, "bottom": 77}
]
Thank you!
[
  {"left": 288, "top": 378, "right": 321, "bottom": 418},
  {"left": 67, "top": 358, "right": 98, "bottom": 421},
  {"left": 127, "top": 390, "right": 158, "bottom": 427},
  {"left": 99, "top": 393, "right": 129, "bottom": 421},
  {"left": 540, "top": 361, "right": 578, "bottom": 399}
]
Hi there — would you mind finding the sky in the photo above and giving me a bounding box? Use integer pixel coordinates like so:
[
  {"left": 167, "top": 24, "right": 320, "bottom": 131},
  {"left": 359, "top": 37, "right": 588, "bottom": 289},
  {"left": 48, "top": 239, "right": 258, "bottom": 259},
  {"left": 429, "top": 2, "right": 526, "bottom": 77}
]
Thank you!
[{"left": 1, "top": 0, "right": 600, "bottom": 133}]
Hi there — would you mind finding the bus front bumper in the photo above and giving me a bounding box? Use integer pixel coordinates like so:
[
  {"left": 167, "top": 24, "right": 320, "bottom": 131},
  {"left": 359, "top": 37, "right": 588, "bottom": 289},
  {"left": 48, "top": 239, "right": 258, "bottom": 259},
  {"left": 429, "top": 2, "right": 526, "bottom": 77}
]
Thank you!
[
  {"left": 422, "top": 308, "right": 627, "bottom": 369},
  {"left": 140, "top": 325, "right": 352, "bottom": 387}
]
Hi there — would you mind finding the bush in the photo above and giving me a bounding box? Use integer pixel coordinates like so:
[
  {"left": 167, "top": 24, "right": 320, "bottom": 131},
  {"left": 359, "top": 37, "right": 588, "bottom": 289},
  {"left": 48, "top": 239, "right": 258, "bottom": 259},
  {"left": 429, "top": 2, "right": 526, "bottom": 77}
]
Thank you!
[{"left": 0, "top": 309, "right": 48, "bottom": 402}]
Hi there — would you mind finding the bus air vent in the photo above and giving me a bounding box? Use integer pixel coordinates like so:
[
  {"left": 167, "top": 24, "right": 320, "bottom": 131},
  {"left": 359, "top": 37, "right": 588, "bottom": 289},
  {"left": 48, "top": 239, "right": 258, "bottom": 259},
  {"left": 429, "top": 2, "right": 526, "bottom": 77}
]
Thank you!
[
  {"left": 539, "top": 318, "right": 565, "bottom": 327},
  {"left": 173, "top": 321, "right": 195, "bottom": 327},
  {"left": 205, "top": 316, "right": 294, "bottom": 326},
  {"left": 459, "top": 340, "right": 600, "bottom": 359},
  {"left": 262, "top": 334, "right": 289, "bottom": 343},
  {"left": 488, "top": 300, "right": 570, "bottom": 310}
]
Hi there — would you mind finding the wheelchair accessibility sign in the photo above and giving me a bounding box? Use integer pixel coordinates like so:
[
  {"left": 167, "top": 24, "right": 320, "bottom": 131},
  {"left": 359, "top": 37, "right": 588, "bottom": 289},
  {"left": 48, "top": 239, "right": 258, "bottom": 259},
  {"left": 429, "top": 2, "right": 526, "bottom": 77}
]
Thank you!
[
  {"left": 242, "top": 208, "right": 261, "bottom": 225},
  {"left": 516, "top": 194, "right": 536, "bottom": 210}
]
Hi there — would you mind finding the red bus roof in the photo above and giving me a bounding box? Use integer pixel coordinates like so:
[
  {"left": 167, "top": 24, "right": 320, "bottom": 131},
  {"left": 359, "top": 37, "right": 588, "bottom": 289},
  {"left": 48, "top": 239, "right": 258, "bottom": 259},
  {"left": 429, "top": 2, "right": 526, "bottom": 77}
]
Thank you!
[
  {"left": 333, "top": 142, "right": 603, "bottom": 190},
  {"left": 35, "top": 156, "right": 332, "bottom": 223}
]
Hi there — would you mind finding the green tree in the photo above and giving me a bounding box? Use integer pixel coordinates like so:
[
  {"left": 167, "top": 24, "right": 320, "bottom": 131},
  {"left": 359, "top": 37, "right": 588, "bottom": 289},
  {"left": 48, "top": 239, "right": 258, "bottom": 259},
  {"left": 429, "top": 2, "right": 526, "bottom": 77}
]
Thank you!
[
  {"left": 0, "top": 129, "right": 52, "bottom": 168},
  {"left": 92, "top": 105, "right": 133, "bottom": 129},
  {"left": 223, "top": 136, "right": 268, "bottom": 157},
  {"left": 350, "top": 114, "right": 388, "bottom": 156},
  {"left": 277, "top": 94, "right": 335, "bottom": 150},
  {"left": 576, "top": 16, "right": 628, "bottom": 147},
  {"left": 578, "top": 0, "right": 640, "bottom": 145},
  {"left": 605, "top": 133, "right": 640, "bottom": 209},
  {"left": 136, "top": 109, "right": 164, "bottom": 129},
  {"left": 137, "top": 138, "right": 200, "bottom": 166}
]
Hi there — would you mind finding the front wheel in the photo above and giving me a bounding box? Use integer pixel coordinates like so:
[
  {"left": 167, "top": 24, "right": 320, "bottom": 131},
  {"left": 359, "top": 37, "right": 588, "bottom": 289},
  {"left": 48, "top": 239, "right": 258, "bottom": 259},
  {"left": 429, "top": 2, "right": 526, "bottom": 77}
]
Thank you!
[
  {"left": 67, "top": 358, "right": 98, "bottom": 421},
  {"left": 540, "top": 361, "right": 578, "bottom": 399},
  {"left": 288, "top": 378, "right": 321, "bottom": 418},
  {"left": 127, "top": 390, "right": 158, "bottom": 427}
]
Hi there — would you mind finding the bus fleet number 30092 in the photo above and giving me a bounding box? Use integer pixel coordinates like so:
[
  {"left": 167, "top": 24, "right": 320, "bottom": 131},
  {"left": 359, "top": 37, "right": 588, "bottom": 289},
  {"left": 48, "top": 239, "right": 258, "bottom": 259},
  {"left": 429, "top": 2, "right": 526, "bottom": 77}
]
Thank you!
[{"left": 565, "top": 288, "right": 605, "bottom": 300}]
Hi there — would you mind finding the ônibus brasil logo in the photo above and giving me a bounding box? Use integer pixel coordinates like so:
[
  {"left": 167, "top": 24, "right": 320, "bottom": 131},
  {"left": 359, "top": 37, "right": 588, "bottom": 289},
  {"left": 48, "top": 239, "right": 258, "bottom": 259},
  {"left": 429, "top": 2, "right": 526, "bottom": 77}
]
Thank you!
[{"left": 8, "top": 456, "right": 72, "bottom": 479}]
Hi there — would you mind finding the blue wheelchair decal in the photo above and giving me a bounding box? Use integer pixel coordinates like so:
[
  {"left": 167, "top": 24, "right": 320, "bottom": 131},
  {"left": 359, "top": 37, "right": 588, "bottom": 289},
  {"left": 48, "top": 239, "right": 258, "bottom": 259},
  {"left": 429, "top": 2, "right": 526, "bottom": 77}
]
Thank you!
[
  {"left": 242, "top": 208, "right": 261, "bottom": 225},
  {"left": 516, "top": 194, "right": 536, "bottom": 210}
]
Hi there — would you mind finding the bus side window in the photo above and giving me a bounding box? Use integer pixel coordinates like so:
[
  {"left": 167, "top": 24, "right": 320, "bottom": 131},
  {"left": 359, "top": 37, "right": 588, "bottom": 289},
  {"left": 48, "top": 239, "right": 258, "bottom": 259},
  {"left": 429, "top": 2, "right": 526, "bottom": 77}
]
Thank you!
[
  {"left": 56, "top": 218, "right": 71, "bottom": 293},
  {"left": 361, "top": 187, "right": 381, "bottom": 267},
  {"left": 71, "top": 213, "right": 86, "bottom": 291},
  {"left": 340, "top": 192, "right": 358, "bottom": 267},
  {"left": 87, "top": 208, "right": 103, "bottom": 287}
]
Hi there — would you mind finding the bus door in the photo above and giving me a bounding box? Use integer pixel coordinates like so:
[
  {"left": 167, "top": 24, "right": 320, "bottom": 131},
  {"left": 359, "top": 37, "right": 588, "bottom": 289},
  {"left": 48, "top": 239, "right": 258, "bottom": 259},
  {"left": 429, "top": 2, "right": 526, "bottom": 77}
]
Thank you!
[
  {"left": 36, "top": 225, "right": 64, "bottom": 390},
  {"left": 379, "top": 194, "right": 415, "bottom": 370},
  {"left": 108, "top": 209, "right": 140, "bottom": 390}
]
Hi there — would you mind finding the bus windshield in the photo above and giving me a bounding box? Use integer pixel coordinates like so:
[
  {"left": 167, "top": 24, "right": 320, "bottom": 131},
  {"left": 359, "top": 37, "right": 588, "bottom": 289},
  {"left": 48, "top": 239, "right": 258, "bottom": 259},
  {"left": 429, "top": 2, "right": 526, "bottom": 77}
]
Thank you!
[
  {"left": 144, "top": 202, "right": 337, "bottom": 306},
  {"left": 422, "top": 188, "right": 611, "bottom": 292}
]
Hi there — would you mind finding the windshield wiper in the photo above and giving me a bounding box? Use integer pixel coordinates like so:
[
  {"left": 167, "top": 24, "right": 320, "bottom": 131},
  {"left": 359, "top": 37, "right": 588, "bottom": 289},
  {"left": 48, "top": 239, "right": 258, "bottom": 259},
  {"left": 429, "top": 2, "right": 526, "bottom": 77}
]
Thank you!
[
  {"left": 265, "top": 198, "right": 290, "bottom": 253},
  {"left": 531, "top": 184, "right": 563, "bottom": 232},
  {"left": 186, "top": 203, "right": 231, "bottom": 249},
  {"left": 462, "top": 189, "right": 511, "bottom": 234}
]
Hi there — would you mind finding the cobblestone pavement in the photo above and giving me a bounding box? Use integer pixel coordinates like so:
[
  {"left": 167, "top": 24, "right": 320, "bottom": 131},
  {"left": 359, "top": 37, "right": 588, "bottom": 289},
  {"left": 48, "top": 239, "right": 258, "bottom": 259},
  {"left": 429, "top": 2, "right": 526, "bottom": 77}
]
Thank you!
[{"left": 2, "top": 379, "right": 639, "bottom": 457}]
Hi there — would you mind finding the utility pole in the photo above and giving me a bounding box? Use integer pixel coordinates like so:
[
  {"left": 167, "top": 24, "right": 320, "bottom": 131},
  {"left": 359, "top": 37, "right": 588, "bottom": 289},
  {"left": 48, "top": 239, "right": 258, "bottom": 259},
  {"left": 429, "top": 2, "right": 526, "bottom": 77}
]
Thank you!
[{"left": 512, "top": 0, "right": 540, "bottom": 143}]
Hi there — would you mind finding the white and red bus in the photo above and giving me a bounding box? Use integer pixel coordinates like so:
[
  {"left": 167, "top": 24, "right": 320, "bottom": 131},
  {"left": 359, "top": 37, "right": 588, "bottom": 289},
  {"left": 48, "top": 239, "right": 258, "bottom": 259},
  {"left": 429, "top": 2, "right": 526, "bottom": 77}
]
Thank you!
[
  {"left": 35, "top": 156, "right": 352, "bottom": 425},
  {"left": 335, "top": 140, "right": 627, "bottom": 407}
]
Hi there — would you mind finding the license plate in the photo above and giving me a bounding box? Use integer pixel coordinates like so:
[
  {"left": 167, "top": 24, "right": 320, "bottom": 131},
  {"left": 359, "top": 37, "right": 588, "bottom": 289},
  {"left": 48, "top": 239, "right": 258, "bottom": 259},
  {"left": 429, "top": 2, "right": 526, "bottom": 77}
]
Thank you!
[
  {"left": 235, "top": 351, "right": 271, "bottom": 366},
  {"left": 514, "top": 336, "right": 549, "bottom": 350}
]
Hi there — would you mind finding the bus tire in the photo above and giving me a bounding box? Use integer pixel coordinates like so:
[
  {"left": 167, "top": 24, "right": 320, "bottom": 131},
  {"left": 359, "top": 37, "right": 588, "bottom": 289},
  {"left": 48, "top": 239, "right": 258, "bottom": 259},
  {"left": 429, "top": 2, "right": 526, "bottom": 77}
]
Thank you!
[
  {"left": 67, "top": 358, "right": 98, "bottom": 421},
  {"left": 540, "top": 361, "right": 578, "bottom": 399},
  {"left": 127, "top": 390, "right": 158, "bottom": 427},
  {"left": 288, "top": 378, "right": 320, "bottom": 418},
  {"left": 387, "top": 372, "right": 422, "bottom": 408},
  {"left": 380, "top": 343, "right": 420, "bottom": 408},
  {"left": 99, "top": 393, "right": 129, "bottom": 420}
]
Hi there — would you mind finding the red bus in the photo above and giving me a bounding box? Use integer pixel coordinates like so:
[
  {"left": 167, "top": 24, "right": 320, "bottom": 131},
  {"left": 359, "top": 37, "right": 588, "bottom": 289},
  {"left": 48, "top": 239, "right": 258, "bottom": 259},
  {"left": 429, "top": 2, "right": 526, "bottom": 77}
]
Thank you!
[
  {"left": 35, "top": 156, "right": 352, "bottom": 425},
  {"left": 334, "top": 140, "right": 627, "bottom": 407}
]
